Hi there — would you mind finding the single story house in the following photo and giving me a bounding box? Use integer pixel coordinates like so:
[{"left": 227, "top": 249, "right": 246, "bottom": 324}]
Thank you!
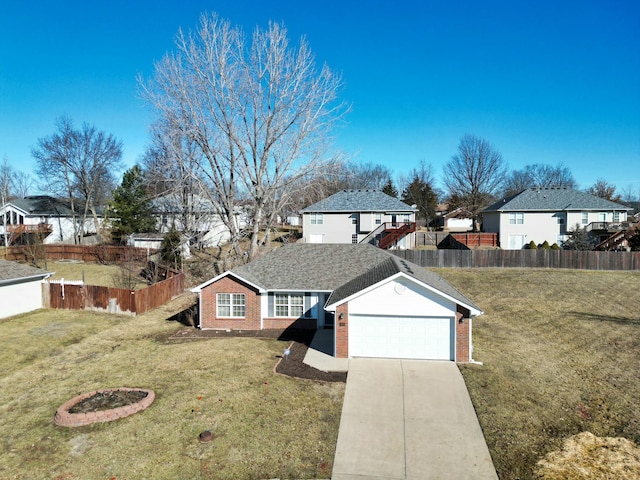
[
  {"left": 482, "top": 187, "right": 633, "bottom": 249},
  {"left": 151, "top": 193, "right": 247, "bottom": 250},
  {"left": 300, "top": 190, "right": 417, "bottom": 249},
  {"left": 191, "top": 244, "right": 482, "bottom": 362},
  {"left": 0, "top": 259, "right": 52, "bottom": 319},
  {"left": 1, "top": 196, "right": 102, "bottom": 245}
]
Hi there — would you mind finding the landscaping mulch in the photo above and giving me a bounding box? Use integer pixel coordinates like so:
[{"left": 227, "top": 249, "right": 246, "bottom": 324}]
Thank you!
[{"left": 169, "top": 327, "right": 347, "bottom": 383}]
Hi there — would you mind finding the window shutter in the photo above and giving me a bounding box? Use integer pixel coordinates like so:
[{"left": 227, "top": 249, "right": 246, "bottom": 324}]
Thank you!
[{"left": 268, "top": 293, "right": 274, "bottom": 317}]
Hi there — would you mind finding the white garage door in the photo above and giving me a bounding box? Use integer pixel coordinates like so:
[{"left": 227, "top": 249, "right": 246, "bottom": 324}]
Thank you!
[{"left": 349, "top": 315, "right": 454, "bottom": 360}]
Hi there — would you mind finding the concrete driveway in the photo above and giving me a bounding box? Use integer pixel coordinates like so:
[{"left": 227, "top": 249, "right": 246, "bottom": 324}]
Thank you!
[{"left": 331, "top": 359, "right": 498, "bottom": 480}]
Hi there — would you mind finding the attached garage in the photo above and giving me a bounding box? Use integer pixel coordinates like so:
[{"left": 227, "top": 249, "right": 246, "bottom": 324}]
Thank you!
[{"left": 348, "top": 315, "right": 454, "bottom": 360}]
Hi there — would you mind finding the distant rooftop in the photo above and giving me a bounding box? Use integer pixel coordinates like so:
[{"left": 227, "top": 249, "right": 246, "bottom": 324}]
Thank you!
[
  {"left": 484, "top": 187, "right": 632, "bottom": 212},
  {"left": 300, "top": 189, "right": 416, "bottom": 213}
]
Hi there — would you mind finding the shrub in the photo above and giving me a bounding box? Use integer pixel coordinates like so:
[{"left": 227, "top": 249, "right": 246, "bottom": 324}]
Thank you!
[
  {"left": 539, "top": 240, "right": 551, "bottom": 250},
  {"left": 527, "top": 240, "right": 538, "bottom": 249},
  {"left": 551, "top": 243, "right": 561, "bottom": 250}
]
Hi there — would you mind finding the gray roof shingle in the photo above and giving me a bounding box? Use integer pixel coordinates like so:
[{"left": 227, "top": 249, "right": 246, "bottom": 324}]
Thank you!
[
  {"left": 484, "top": 187, "right": 632, "bottom": 213},
  {"left": 300, "top": 190, "right": 417, "bottom": 213},
  {"left": 0, "top": 259, "right": 50, "bottom": 284},
  {"left": 9, "top": 196, "right": 105, "bottom": 216},
  {"left": 224, "top": 244, "right": 480, "bottom": 311},
  {"left": 326, "top": 254, "right": 481, "bottom": 311}
]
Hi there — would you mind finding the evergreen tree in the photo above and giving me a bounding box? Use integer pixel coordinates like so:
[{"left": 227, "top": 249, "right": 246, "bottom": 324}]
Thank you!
[
  {"left": 401, "top": 177, "right": 438, "bottom": 228},
  {"left": 107, "top": 165, "right": 156, "bottom": 244},
  {"left": 160, "top": 226, "right": 182, "bottom": 270},
  {"left": 562, "top": 224, "right": 595, "bottom": 250},
  {"left": 382, "top": 178, "right": 398, "bottom": 198}
]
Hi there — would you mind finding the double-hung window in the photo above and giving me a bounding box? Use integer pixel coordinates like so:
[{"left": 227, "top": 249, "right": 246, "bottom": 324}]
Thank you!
[
  {"left": 217, "top": 293, "right": 246, "bottom": 317},
  {"left": 613, "top": 211, "right": 620, "bottom": 222},
  {"left": 310, "top": 213, "right": 323, "bottom": 225},
  {"left": 375, "top": 213, "right": 382, "bottom": 225},
  {"left": 275, "top": 293, "right": 304, "bottom": 317},
  {"left": 581, "top": 212, "right": 589, "bottom": 225},
  {"left": 509, "top": 212, "right": 524, "bottom": 225}
]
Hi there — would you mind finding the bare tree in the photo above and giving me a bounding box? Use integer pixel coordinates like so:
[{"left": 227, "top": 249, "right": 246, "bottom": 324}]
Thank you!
[
  {"left": 503, "top": 163, "right": 577, "bottom": 196},
  {"left": 32, "top": 117, "right": 123, "bottom": 243},
  {"left": 587, "top": 178, "right": 622, "bottom": 202},
  {"left": 443, "top": 134, "right": 507, "bottom": 231},
  {"left": 139, "top": 13, "right": 347, "bottom": 260},
  {"left": 620, "top": 185, "right": 639, "bottom": 203}
]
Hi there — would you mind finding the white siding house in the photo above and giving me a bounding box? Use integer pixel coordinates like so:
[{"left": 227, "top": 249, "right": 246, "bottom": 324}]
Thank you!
[
  {"left": 300, "top": 190, "right": 417, "bottom": 249},
  {"left": 482, "top": 187, "right": 632, "bottom": 249},
  {"left": 1, "top": 196, "right": 103, "bottom": 245}
]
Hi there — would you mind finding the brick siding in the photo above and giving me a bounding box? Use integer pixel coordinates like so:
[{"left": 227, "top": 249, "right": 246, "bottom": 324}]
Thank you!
[
  {"left": 200, "top": 276, "right": 261, "bottom": 330},
  {"left": 335, "top": 304, "right": 349, "bottom": 358},
  {"left": 456, "top": 305, "right": 471, "bottom": 362}
]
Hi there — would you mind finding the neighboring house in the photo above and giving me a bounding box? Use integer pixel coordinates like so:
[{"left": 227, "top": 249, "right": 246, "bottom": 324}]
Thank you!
[
  {"left": 300, "top": 190, "right": 418, "bottom": 249},
  {"left": 435, "top": 204, "right": 473, "bottom": 231},
  {"left": 0, "top": 259, "right": 52, "bottom": 319},
  {"left": 191, "top": 244, "right": 482, "bottom": 362},
  {"left": 482, "top": 187, "right": 633, "bottom": 249},
  {"left": 151, "top": 193, "right": 246, "bottom": 250},
  {"left": 443, "top": 208, "right": 474, "bottom": 231},
  {"left": 0, "top": 196, "right": 103, "bottom": 245}
]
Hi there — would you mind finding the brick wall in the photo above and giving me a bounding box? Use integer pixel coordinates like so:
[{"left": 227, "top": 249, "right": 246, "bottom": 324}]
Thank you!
[
  {"left": 456, "top": 305, "right": 471, "bottom": 362},
  {"left": 200, "top": 276, "right": 261, "bottom": 330},
  {"left": 335, "top": 304, "right": 349, "bottom": 358}
]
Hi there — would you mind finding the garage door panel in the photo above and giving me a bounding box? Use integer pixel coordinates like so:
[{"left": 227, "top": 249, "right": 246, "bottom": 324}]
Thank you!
[{"left": 349, "top": 315, "right": 453, "bottom": 360}]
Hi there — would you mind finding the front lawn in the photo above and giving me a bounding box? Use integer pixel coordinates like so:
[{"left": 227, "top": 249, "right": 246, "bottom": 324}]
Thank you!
[
  {"left": 0, "top": 295, "right": 343, "bottom": 479},
  {"left": 437, "top": 268, "right": 640, "bottom": 480}
]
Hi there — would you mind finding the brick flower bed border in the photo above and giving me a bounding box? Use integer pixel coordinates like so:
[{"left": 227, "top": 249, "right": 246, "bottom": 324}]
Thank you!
[{"left": 54, "top": 388, "right": 155, "bottom": 427}]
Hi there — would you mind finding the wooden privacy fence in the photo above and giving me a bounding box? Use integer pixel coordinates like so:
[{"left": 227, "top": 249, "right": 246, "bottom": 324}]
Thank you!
[
  {"left": 1, "top": 244, "right": 156, "bottom": 263},
  {"left": 43, "top": 271, "right": 185, "bottom": 316},
  {"left": 392, "top": 249, "right": 640, "bottom": 271}
]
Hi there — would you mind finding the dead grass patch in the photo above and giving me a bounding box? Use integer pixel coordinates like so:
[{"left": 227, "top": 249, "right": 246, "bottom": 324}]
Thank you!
[
  {"left": 45, "top": 260, "right": 148, "bottom": 289},
  {"left": 436, "top": 268, "right": 640, "bottom": 480},
  {"left": 0, "top": 295, "right": 343, "bottom": 479},
  {"left": 536, "top": 432, "right": 640, "bottom": 480}
]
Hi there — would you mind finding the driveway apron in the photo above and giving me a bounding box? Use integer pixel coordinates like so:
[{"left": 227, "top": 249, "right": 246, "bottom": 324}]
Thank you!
[{"left": 332, "top": 359, "right": 498, "bottom": 480}]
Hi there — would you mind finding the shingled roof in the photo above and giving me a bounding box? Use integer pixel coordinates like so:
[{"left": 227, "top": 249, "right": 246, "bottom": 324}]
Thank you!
[
  {"left": 8, "top": 196, "right": 105, "bottom": 216},
  {"left": 300, "top": 190, "right": 417, "bottom": 213},
  {"left": 0, "top": 259, "right": 51, "bottom": 285},
  {"left": 326, "top": 254, "right": 481, "bottom": 311},
  {"left": 484, "top": 187, "right": 632, "bottom": 213},
  {"left": 195, "top": 243, "right": 480, "bottom": 312}
]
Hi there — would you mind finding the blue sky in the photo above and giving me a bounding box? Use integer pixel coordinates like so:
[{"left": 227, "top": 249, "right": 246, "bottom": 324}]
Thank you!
[{"left": 1, "top": 0, "right": 639, "bottom": 196}]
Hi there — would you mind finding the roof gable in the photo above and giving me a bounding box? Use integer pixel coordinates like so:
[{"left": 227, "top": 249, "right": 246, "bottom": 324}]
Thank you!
[
  {"left": 300, "top": 190, "right": 416, "bottom": 213},
  {"left": 325, "top": 255, "right": 481, "bottom": 314},
  {"left": 484, "top": 187, "right": 632, "bottom": 213}
]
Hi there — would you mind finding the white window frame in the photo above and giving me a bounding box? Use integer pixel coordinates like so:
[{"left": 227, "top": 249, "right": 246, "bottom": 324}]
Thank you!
[
  {"left": 217, "top": 293, "right": 246, "bottom": 318},
  {"left": 275, "top": 293, "right": 304, "bottom": 317},
  {"left": 509, "top": 212, "right": 524, "bottom": 225},
  {"left": 375, "top": 213, "right": 382, "bottom": 225},
  {"left": 613, "top": 211, "right": 620, "bottom": 222},
  {"left": 581, "top": 212, "right": 589, "bottom": 225},
  {"left": 310, "top": 213, "right": 323, "bottom": 225}
]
